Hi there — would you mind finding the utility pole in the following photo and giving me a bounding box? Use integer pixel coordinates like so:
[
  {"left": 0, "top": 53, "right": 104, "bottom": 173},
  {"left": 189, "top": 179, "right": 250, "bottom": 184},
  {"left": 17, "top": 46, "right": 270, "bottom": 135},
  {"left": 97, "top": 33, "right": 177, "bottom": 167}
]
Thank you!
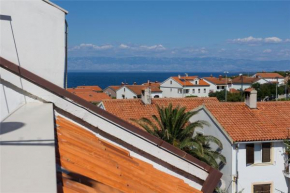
[
  {"left": 240, "top": 73, "right": 243, "bottom": 102},
  {"left": 224, "top": 71, "right": 229, "bottom": 102},
  {"left": 276, "top": 77, "right": 278, "bottom": 101}
]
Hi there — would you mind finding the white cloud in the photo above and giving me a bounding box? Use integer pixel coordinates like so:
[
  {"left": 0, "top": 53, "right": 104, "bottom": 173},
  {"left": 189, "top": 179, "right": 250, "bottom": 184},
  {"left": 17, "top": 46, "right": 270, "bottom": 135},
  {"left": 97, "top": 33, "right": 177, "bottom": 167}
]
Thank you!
[
  {"left": 230, "top": 36, "right": 263, "bottom": 44},
  {"left": 139, "top": 44, "right": 166, "bottom": 51},
  {"left": 263, "top": 49, "right": 272, "bottom": 53},
  {"left": 119, "top": 44, "right": 130, "bottom": 49},
  {"left": 70, "top": 43, "right": 113, "bottom": 51},
  {"left": 264, "top": 37, "right": 282, "bottom": 43},
  {"left": 229, "top": 36, "right": 286, "bottom": 45}
]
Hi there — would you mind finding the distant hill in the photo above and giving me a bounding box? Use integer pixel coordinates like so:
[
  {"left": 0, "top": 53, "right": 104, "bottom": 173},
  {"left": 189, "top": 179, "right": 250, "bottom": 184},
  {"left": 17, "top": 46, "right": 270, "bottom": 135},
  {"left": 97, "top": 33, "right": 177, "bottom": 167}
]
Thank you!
[{"left": 67, "top": 57, "right": 290, "bottom": 72}]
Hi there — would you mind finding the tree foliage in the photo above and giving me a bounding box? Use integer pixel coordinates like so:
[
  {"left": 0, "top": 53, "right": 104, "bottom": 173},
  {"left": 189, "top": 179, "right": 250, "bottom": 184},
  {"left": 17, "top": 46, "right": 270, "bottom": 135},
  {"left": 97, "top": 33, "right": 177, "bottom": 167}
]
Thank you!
[
  {"left": 252, "top": 82, "right": 285, "bottom": 100},
  {"left": 131, "top": 104, "right": 226, "bottom": 169},
  {"left": 209, "top": 90, "right": 242, "bottom": 102}
]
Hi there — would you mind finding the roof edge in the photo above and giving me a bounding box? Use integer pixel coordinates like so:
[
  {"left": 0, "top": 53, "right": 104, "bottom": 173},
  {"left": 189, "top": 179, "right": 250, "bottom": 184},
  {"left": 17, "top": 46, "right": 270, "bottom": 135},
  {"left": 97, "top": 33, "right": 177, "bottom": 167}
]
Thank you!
[{"left": 43, "top": 0, "right": 68, "bottom": 14}]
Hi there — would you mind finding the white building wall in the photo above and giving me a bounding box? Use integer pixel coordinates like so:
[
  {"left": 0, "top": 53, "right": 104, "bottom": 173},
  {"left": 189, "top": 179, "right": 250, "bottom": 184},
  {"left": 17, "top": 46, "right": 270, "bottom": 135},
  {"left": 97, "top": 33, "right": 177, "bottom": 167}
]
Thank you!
[
  {"left": 183, "top": 86, "right": 209, "bottom": 97},
  {"left": 116, "top": 86, "right": 137, "bottom": 99},
  {"left": 160, "top": 78, "right": 183, "bottom": 98},
  {"left": 191, "top": 109, "right": 233, "bottom": 192},
  {"left": 203, "top": 79, "right": 228, "bottom": 93},
  {"left": 234, "top": 142, "right": 288, "bottom": 193},
  {"left": 231, "top": 83, "right": 252, "bottom": 90},
  {"left": 0, "top": 1, "right": 66, "bottom": 121},
  {"left": 104, "top": 87, "right": 116, "bottom": 98}
]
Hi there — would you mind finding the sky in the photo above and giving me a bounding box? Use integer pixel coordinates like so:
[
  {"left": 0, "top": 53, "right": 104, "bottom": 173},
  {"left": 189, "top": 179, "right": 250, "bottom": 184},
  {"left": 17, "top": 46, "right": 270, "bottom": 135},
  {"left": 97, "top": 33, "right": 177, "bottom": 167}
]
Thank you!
[{"left": 53, "top": 1, "right": 290, "bottom": 61}]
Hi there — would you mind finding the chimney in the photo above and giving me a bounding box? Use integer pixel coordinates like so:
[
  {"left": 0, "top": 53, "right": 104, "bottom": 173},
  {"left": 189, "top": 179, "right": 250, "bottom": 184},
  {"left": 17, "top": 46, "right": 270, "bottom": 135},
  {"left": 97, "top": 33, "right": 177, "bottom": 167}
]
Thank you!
[
  {"left": 245, "top": 88, "right": 257, "bottom": 109},
  {"left": 141, "top": 87, "right": 151, "bottom": 105},
  {"left": 210, "top": 74, "right": 213, "bottom": 77},
  {"left": 121, "top": 82, "right": 124, "bottom": 85},
  {"left": 185, "top": 73, "right": 188, "bottom": 77},
  {"left": 178, "top": 74, "right": 181, "bottom": 79},
  {"left": 219, "top": 75, "right": 222, "bottom": 80},
  {"left": 133, "top": 82, "right": 137, "bottom": 85}
]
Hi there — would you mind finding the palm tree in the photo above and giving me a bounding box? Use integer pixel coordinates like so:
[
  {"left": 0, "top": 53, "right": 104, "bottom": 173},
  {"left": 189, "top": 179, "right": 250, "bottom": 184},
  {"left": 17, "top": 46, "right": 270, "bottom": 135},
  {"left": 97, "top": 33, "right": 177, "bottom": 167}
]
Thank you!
[{"left": 131, "top": 103, "right": 226, "bottom": 169}]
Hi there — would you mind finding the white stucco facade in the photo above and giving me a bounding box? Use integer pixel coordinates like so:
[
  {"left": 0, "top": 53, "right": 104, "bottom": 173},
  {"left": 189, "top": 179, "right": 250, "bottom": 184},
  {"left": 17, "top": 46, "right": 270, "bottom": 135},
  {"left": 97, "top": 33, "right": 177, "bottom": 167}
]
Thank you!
[
  {"left": 203, "top": 79, "right": 228, "bottom": 93},
  {"left": 0, "top": 0, "right": 67, "bottom": 121},
  {"left": 116, "top": 86, "right": 162, "bottom": 99},
  {"left": 160, "top": 77, "right": 210, "bottom": 98},
  {"left": 192, "top": 107, "right": 289, "bottom": 193}
]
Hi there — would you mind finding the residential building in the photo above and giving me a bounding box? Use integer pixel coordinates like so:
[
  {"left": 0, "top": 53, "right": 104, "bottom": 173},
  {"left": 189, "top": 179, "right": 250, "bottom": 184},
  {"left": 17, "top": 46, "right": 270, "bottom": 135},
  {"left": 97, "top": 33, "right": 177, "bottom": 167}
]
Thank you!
[
  {"left": 203, "top": 76, "right": 231, "bottom": 93},
  {"left": 101, "top": 92, "right": 290, "bottom": 193},
  {"left": 253, "top": 72, "right": 285, "bottom": 85},
  {"left": 230, "top": 76, "right": 265, "bottom": 90},
  {"left": 1, "top": 2, "right": 222, "bottom": 192},
  {"left": 103, "top": 85, "right": 121, "bottom": 98},
  {"left": 73, "top": 85, "right": 103, "bottom": 92},
  {"left": 160, "top": 76, "right": 210, "bottom": 98},
  {"left": 70, "top": 91, "right": 111, "bottom": 103},
  {"left": 190, "top": 89, "right": 290, "bottom": 193},
  {"left": 116, "top": 85, "right": 162, "bottom": 99}
]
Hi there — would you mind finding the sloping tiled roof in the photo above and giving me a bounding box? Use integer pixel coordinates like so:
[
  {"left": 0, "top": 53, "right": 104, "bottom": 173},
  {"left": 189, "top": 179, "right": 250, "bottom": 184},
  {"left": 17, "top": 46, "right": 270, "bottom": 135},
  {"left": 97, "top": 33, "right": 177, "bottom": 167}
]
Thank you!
[
  {"left": 142, "top": 82, "right": 161, "bottom": 87},
  {"left": 229, "top": 88, "right": 240, "bottom": 94},
  {"left": 56, "top": 116, "right": 202, "bottom": 193},
  {"left": 71, "top": 91, "right": 111, "bottom": 102},
  {"left": 76, "top": 85, "right": 103, "bottom": 92},
  {"left": 255, "top": 73, "right": 284, "bottom": 79},
  {"left": 107, "top": 86, "right": 122, "bottom": 91},
  {"left": 171, "top": 77, "right": 210, "bottom": 87},
  {"left": 231, "top": 76, "right": 260, "bottom": 84},
  {"left": 205, "top": 102, "right": 290, "bottom": 142},
  {"left": 203, "top": 77, "right": 231, "bottom": 85},
  {"left": 102, "top": 98, "right": 219, "bottom": 130},
  {"left": 124, "top": 85, "right": 162, "bottom": 95}
]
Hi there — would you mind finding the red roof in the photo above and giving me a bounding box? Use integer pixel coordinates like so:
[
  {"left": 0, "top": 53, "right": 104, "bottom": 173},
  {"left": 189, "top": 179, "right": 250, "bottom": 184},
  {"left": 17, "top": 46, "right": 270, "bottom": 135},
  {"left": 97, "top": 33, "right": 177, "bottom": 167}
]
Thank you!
[
  {"left": 71, "top": 91, "right": 111, "bottom": 102},
  {"left": 121, "top": 85, "right": 162, "bottom": 95},
  {"left": 56, "top": 116, "right": 202, "bottom": 193},
  {"left": 203, "top": 77, "right": 231, "bottom": 85},
  {"left": 255, "top": 73, "right": 284, "bottom": 79},
  {"left": 76, "top": 85, "right": 103, "bottom": 91},
  {"left": 171, "top": 77, "right": 210, "bottom": 87},
  {"left": 231, "top": 76, "right": 260, "bottom": 84},
  {"left": 102, "top": 98, "right": 219, "bottom": 130},
  {"left": 205, "top": 102, "right": 290, "bottom": 142}
]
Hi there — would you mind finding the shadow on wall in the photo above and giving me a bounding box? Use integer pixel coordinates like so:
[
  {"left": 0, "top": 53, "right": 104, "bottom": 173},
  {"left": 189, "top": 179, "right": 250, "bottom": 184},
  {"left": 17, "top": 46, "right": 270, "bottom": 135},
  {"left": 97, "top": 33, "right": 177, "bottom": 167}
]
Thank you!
[{"left": 0, "top": 122, "right": 25, "bottom": 135}]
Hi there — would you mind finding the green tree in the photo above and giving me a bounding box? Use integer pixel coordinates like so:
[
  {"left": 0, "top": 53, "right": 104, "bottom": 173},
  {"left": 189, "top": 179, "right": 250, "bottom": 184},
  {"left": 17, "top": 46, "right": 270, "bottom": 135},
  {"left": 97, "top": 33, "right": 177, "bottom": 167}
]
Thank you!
[
  {"left": 209, "top": 90, "right": 242, "bottom": 102},
  {"left": 131, "top": 104, "right": 226, "bottom": 169}
]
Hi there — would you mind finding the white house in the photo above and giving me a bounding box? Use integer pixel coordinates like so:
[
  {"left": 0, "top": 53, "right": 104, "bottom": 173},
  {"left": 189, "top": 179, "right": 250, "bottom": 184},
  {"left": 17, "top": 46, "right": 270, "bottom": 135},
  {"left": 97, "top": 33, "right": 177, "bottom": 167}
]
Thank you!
[
  {"left": 116, "top": 85, "right": 162, "bottom": 99},
  {"left": 160, "top": 75, "right": 210, "bottom": 98},
  {"left": 230, "top": 76, "right": 266, "bottom": 90},
  {"left": 103, "top": 85, "right": 121, "bottom": 98},
  {"left": 252, "top": 72, "right": 285, "bottom": 85},
  {"left": 0, "top": 1, "right": 222, "bottom": 192},
  {"left": 203, "top": 76, "right": 231, "bottom": 93},
  {"left": 191, "top": 89, "right": 290, "bottom": 193}
]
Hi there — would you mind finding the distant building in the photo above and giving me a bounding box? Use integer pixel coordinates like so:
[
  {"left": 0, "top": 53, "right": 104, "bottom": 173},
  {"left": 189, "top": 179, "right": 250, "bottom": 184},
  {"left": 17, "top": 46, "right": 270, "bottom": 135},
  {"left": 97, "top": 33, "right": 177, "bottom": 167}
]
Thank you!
[
  {"left": 103, "top": 86, "right": 121, "bottom": 98},
  {"left": 230, "top": 76, "right": 265, "bottom": 90},
  {"left": 160, "top": 75, "right": 210, "bottom": 98},
  {"left": 116, "top": 85, "right": 162, "bottom": 99},
  {"left": 203, "top": 76, "right": 231, "bottom": 93},
  {"left": 75, "top": 85, "right": 103, "bottom": 92},
  {"left": 252, "top": 72, "right": 285, "bottom": 85}
]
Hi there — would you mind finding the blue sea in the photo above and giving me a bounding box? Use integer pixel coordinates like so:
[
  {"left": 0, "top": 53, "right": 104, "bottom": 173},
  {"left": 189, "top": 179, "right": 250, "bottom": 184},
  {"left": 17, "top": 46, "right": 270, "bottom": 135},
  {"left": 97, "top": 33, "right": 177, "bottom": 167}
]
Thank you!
[{"left": 67, "top": 72, "right": 242, "bottom": 89}]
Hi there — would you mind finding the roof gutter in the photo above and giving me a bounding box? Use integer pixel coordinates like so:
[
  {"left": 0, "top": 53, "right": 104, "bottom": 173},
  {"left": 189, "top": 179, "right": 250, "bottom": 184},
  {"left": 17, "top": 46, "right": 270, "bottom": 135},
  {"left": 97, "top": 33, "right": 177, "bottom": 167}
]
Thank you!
[{"left": 64, "top": 20, "right": 68, "bottom": 89}]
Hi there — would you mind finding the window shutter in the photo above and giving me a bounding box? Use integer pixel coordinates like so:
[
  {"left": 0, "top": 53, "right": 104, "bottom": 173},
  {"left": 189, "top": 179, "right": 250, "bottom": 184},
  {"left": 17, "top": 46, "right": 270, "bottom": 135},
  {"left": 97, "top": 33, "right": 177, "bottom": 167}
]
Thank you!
[
  {"left": 262, "top": 143, "right": 271, "bottom": 162},
  {"left": 246, "top": 144, "right": 254, "bottom": 164},
  {"left": 254, "top": 185, "right": 263, "bottom": 193},
  {"left": 254, "top": 184, "right": 270, "bottom": 193}
]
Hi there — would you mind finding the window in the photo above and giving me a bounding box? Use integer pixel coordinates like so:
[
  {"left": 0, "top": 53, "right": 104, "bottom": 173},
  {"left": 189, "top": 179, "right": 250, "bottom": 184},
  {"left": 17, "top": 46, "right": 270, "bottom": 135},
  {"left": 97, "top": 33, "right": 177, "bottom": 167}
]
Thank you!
[
  {"left": 170, "top": 88, "right": 172, "bottom": 92},
  {"left": 222, "top": 86, "right": 225, "bottom": 89},
  {"left": 217, "top": 86, "right": 220, "bottom": 89},
  {"left": 170, "top": 80, "right": 172, "bottom": 84},
  {"left": 253, "top": 184, "right": 271, "bottom": 193},
  {"left": 178, "top": 89, "right": 182, "bottom": 94},
  {"left": 184, "top": 89, "right": 189, "bottom": 93},
  {"left": 198, "top": 89, "right": 200, "bottom": 93},
  {"left": 133, "top": 96, "right": 137, "bottom": 99},
  {"left": 195, "top": 81, "right": 198, "bottom": 85},
  {"left": 154, "top": 95, "right": 159, "bottom": 98},
  {"left": 192, "top": 89, "right": 195, "bottom": 93},
  {"left": 204, "top": 89, "right": 206, "bottom": 93},
  {"left": 246, "top": 143, "right": 271, "bottom": 165},
  {"left": 124, "top": 88, "right": 125, "bottom": 92}
]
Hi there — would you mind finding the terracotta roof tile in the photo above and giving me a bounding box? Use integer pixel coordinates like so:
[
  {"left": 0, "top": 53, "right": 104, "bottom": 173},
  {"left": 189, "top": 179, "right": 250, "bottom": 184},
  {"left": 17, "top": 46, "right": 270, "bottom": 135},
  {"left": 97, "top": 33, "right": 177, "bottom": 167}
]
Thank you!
[
  {"left": 56, "top": 116, "right": 202, "bottom": 193},
  {"left": 76, "top": 86, "right": 103, "bottom": 91},
  {"left": 255, "top": 73, "right": 284, "bottom": 79},
  {"left": 102, "top": 98, "right": 219, "bottom": 130},
  {"left": 70, "top": 91, "right": 111, "bottom": 102},
  {"left": 205, "top": 102, "right": 290, "bottom": 142},
  {"left": 171, "top": 77, "right": 209, "bottom": 87},
  {"left": 122, "top": 85, "right": 162, "bottom": 95},
  {"left": 203, "top": 77, "right": 231, "bottom": 85},
  {"left": 231, "top": 76, "right": 260, "bottom": 84}
]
